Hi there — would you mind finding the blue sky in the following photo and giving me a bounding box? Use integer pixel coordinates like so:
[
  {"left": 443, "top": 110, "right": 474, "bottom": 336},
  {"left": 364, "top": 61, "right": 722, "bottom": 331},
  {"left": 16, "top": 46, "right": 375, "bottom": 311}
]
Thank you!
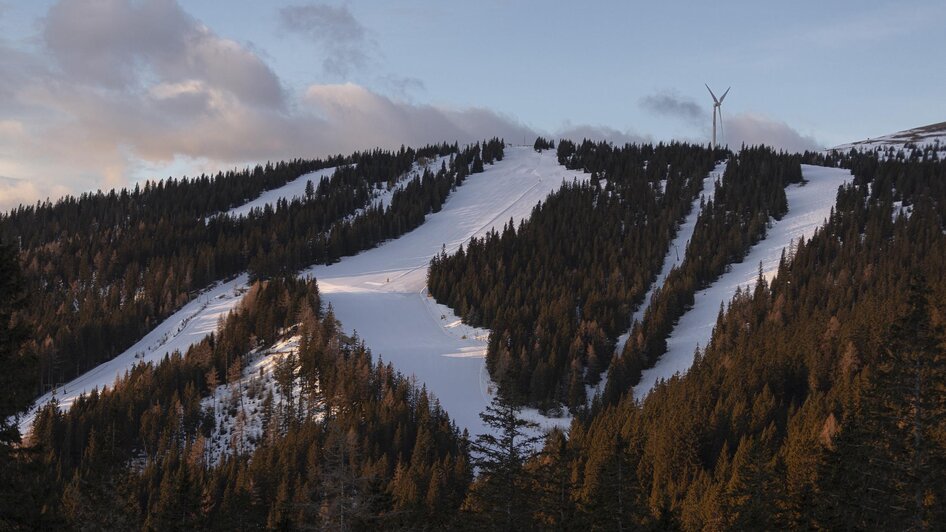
[
  {"left": 188, "top": 0, "right": 946, "bottom": 142},
  {"left": 0, "top": 0, "right": 943, "bottom": 207}
]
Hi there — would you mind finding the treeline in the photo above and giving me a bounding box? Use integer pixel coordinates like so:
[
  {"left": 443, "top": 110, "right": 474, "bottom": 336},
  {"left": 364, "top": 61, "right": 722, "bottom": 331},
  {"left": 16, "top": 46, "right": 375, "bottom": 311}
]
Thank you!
[
  {"left": 441, "top": 146, "right": 946, "bottom": 529},
  {"left": 19, "top": 275, "right": 471, "bottom": 529},
  {"left": 606, "top": 146, "right": 805, "bottom": 399},
  {"left": 429, "top": 141, "right": 718, "bottom": 410},
  {"left": 3, "top": 139, "right": 505, "bottom": 400},
  {"left": 4, "top": 145, "right": 946, "bottom": 530},
  {"left": 249, "top": 138, "right": 504, "bottom": 278},
  {"left": 536, "top": 149, "right": 946, "bottom": 529}
]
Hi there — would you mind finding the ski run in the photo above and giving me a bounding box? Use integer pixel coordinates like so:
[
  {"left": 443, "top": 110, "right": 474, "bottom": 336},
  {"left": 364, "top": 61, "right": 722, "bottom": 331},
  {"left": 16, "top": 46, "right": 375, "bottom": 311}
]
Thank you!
[
  {"left": 633, "top": 164, "right": 852, "bottom": 399},
  {"left": 17, "top": 147, "right": 852, "bottom": 442}
]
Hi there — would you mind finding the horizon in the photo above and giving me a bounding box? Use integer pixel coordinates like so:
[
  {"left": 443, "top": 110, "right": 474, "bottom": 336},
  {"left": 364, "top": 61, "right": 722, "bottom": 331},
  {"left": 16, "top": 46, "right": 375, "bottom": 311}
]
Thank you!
[{"left": 0, "top": 0, "right": 943, "bottom": 209}]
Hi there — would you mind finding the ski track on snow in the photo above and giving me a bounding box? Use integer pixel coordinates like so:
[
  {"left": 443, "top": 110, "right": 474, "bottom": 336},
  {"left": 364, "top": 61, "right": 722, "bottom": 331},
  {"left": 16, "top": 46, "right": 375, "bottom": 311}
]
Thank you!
[
  {"left": 16, "top": 148, "right": 583, "bottom": 441},
  {"left": 303, "top": 147, "right": 588, "bottom": 437},
  {"left": 585, "top": 162, "right": 725, "bottom": 401},
  {"left": 17, "top": 275, "right": 249, "bottom": 436},
  {"left": 632, "top": 165, "right": 852, "bottom": 399}
]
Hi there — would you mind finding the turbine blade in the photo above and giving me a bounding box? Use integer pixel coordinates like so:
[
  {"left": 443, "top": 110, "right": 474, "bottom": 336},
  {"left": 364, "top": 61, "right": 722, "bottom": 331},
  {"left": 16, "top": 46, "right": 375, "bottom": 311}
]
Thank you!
[
  {"left": 719, "top": 87, "right": 731, "bottom": 103},
  {"left": 705, "top": 84, "right": 719, "bottom": 104}
]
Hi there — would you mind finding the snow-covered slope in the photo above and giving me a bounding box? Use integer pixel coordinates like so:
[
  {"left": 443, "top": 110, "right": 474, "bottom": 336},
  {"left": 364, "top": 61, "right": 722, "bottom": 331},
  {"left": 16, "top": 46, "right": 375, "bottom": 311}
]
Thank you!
[
  {"left": 200, "top": 335, "right": 317, "bottom": 465},
  {"left": 222, "top": 167, "right": 338, "bottom": 218},
  {"left": 613, "top": 162, "right": 725, "bottom": 357},
  {"left": 633, "top": 164, "right": 852, "bottom": 399},
  {"left": 833, "top": 121, "right": 946, "bottom": 156},
  {"left": 17, "top": 147, "right": 583, "bottom": 441},
  {"left": 220, "top": 155, "right": 450, "bottom": 219},
  {"left": 303, "top": 147, "right": 589, "bottom": 436},
  {"left": 18, "top": 275, "right": 250, "bottom": 436}
]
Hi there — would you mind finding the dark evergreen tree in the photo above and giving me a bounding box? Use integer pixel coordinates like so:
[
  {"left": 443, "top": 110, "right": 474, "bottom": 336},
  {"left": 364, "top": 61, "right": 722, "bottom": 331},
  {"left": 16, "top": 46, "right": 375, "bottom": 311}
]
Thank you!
[{"left": 464, "top": 395, "right": 543, "bottom": 529}]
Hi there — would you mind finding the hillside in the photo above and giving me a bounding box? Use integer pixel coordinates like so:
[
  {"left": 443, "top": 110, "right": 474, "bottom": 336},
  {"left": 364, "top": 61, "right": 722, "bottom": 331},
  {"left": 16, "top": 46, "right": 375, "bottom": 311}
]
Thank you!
[
  {"left": 833, "top": 120, "right": 946, "bottom": 156},
  {"left": 2, "top": 133, "right": 946, "bottom": 529}
]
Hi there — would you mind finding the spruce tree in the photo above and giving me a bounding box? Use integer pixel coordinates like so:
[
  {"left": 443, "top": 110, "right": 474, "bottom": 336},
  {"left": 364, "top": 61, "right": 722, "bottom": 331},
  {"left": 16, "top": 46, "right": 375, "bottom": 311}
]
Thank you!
[{"left": 465, "top": 394, "right": 543, "bottom": 529}]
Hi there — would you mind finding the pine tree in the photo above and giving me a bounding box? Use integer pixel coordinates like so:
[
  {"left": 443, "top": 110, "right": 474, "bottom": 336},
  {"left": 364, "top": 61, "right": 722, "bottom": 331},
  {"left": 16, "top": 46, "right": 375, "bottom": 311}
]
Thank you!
[
  {"left": 0, "top": 240, "right": 48, "bottom": 529},
  {"left": 465, "top": 394, "right": 543, "bottom": 529},
  {"left": 819, "top": 275, "right": 946, "bottom": 529}
]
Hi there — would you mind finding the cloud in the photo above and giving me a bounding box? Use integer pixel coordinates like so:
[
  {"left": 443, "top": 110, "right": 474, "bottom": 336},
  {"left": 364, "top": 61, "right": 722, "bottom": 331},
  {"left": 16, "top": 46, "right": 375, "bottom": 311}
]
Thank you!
[
  {"left": 555, "top": 124, "right": 651, "bottom": 146},
  {"left": 725, "top": 113, "right": 823, "bottom": 152},
  {"left": 0, "top": 0, "right": 539, "bottom": 211},
  {"left": 0, "top": 175, "right": 70, "bottom": 208},
  {"left": 639, "top": 90, "right": 707, "bottom": 126},
  {"left": 302, "top": 83, "right": 535, "bottom": 152},
  {"left": 43, "top": 0, "right": 284, "bottom": 109},
  {"left": 638, "top": 90, "right": 822, "bottom": 152},
  {"left": 279, "top": 3, "right": 371, "bottom": 78}
]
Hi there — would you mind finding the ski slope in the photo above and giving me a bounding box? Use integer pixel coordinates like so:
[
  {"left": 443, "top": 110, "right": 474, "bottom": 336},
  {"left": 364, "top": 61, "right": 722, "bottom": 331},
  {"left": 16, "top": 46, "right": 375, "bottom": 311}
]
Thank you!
[
  {"left": 15, "top": 148, "right": 577, "bottom": 440},
  {"left": 613, "top": 162, "right": 725, "bottom": 358},
  {"left": 303, "top": 147, "right": 588, "bottom": 437},
  {"left": 17, "top": 275, "right": 249, "bottom": 436},
  {"left": 220, "top": 155, "right": 450, "bottom": 219},
  {"left": 222, "top": 167, "right": 338, "bottom": 218},
  {"left": 633, "top": 164, "right": 852, "bottom": 399}
]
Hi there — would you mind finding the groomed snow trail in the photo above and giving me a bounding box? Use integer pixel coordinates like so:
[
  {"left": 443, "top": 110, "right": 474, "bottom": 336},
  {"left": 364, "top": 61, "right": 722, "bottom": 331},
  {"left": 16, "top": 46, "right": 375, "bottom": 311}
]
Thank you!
[
  {"left": 18, "top": 275, "right": 249, "bottom": 436},
  {"left": 220, "top": 156, "right": 449, "bottom": 220},
  {"left": 632, "top": 164, "right": 852, "bottom": 400},
  {"left": 614, "top": 162, "right": 725, "bottom": 357},
  {"left": 16, "top": 157, "right": 451, "bottom": 436},
  {"left": 304, "top": 147, "right": 589, "bottom": 437},
  {"left": 223, "top": 167, "right": 338, "bottom": 218}
]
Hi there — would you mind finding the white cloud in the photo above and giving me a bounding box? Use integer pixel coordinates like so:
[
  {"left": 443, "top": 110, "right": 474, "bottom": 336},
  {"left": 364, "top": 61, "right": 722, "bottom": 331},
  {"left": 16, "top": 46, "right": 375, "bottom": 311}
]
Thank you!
[
  {"left": 724, "top": 113, "right": 823, "bottom": 153},
  {"left": 302, "top": 83, "right": 535, "bottom": 152},
  {"left": 0, "top": 0, "right": 553, "bottom": 210},
  {"left": 555, "top": 123, "right": 651, "bottom": 146}
]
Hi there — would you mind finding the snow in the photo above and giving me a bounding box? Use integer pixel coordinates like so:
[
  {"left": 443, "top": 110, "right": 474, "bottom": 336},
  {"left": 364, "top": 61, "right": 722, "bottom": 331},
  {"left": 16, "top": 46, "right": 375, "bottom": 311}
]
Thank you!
[
  {"left": 892, "top": 200, "right": 913, "bottom": 221},
  {"left": 200, "top": 335, "right": 318, "bottom": 465},
  {"left": 222, "top": 167, "right": 338, "bottom": 219},
  {"left": 632, "top": 165, "right": 852, "bottom": 400},
  {"left": 17, "top": 275, "right": 250, "bottom": 437},
  {"left": 833, "top": 121, "right": 946, "bottom": 158},
  {"left": 16, "top": 147, "right": 585, "bottom": 442},
  {"left": 218, "top": 155, "right": 450, "bottom": 220},
  {"left": 303, "top": 147, "right": 590, "bottom": 437},
  {"left": 585, "top": 162, "right": 725, "bottom": 402}
]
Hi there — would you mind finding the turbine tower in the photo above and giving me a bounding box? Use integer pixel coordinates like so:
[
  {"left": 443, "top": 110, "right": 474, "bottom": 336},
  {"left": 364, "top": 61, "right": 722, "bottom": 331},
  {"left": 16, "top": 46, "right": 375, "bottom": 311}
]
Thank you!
[{"left": 705, "top": 84, "right": 730, "bottom": 150}]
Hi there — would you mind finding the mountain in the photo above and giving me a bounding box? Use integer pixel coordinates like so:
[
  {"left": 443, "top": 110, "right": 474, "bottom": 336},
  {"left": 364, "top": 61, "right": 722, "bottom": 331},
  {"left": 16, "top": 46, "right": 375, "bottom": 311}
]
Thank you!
[
  {"left": 3, "top": 131, "right": 946, "bottom": 530},
  {"left": 833, "top": 120, "right": 946, "bottom": 154}
]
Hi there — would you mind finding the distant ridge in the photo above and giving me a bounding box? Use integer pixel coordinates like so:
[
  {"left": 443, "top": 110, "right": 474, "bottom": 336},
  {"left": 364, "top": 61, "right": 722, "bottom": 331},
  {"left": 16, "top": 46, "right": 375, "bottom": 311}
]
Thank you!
[{"left": 833, "top": 120, "right": 946, "bottom": 152}]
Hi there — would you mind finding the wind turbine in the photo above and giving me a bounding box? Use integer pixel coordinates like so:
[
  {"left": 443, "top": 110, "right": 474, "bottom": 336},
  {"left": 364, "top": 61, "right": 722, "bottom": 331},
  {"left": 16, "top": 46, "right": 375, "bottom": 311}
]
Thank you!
[{"left": 705, "top": 84, "right": 730, "bottom": 150}]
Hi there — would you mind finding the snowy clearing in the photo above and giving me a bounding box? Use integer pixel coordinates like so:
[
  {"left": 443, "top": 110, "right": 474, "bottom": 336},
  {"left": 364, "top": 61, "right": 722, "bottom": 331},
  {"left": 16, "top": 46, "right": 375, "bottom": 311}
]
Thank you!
[
  {"left": 632, "top": 164, "right": 852, "bottom": 400},
  {"left": 219, "top": 155, "right": 450, "bottom": 220},
  {"left": 17, "top": 147, "right": 584, "bottom": 441},
  {"left": 304, "top": 147, "right": 589, "bottom": 437},
  {"left": 200, "top": 336, "right": 319, "bottom": 466},
  {"left": 17, "top": 275, "right": 250, "bottom": 437},
  {"left": 221, "top": 167, "right": 338, "bottom": 219}
]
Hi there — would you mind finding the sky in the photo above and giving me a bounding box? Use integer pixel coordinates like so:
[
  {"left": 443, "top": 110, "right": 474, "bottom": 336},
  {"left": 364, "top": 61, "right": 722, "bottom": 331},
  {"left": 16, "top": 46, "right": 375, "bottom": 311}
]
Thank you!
[{"left": 0, "top": 0, "right": 943, "bottom": 209}]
